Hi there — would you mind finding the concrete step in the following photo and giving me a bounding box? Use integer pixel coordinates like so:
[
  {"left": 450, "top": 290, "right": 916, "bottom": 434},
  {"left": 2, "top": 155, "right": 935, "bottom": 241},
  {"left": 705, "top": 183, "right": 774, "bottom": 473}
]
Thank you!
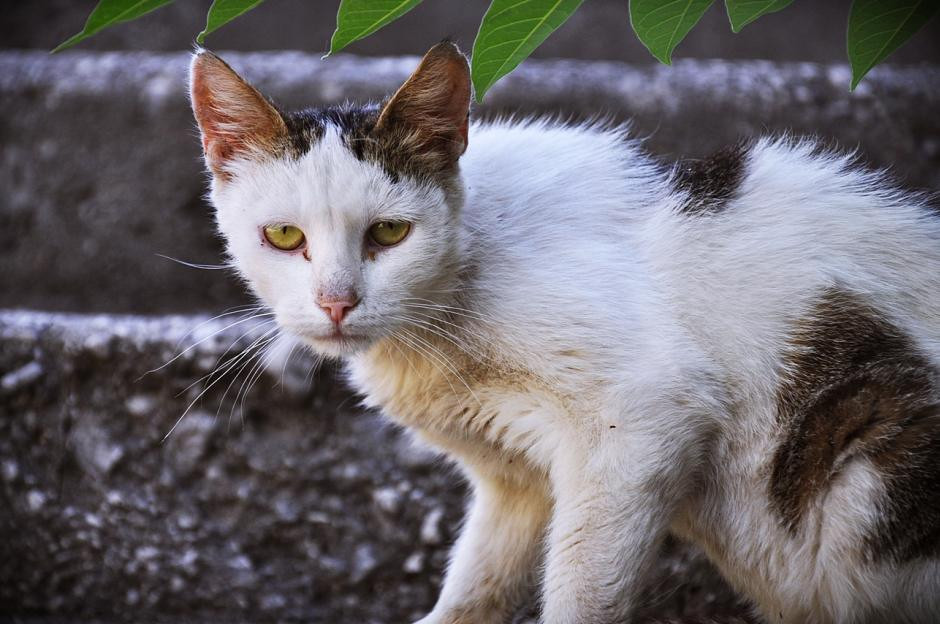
[
  {"left": 2, "top": 51, "right": 938, "bottom": 314},
  {"left": 0, "top": 309, "right": 752, "bottom": 622}
]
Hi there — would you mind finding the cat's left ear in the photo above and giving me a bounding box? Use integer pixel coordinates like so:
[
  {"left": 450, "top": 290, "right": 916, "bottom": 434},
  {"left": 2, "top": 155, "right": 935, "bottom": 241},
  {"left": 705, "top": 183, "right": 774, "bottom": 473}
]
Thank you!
[
  {"left": 375, "top": 41, "right": 471, "bottom": 173},
  {"left": 189, "top": 50, "right": 288, "bottom": 179}
]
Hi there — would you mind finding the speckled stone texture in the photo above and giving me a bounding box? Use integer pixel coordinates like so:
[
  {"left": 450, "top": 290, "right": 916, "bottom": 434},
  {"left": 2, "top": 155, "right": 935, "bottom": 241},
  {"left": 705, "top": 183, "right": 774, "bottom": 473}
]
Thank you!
[
  {"left": 1, "top": 52, "right": 938, "bottom": 313},
  {"left": 0, "top": 311, "right": 754, "bottom": 623}
]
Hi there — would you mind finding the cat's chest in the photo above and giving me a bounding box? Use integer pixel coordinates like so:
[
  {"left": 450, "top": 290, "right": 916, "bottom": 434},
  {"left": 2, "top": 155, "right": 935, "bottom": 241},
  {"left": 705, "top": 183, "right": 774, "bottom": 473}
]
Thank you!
[{"left": 346, "top": 345, "right": 567, "bottom": 472}]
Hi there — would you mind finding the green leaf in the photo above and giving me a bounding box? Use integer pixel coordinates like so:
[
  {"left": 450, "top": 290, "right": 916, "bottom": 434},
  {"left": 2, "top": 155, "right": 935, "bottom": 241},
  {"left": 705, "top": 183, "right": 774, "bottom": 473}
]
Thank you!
[
  {"left": 53, "top": 0, "right": 175, "bottom": 53},
  {"left": 724, "top": 0, "right": 792, "bottom": 32},
  {"left": 329, "top": 0, "right": 424, "bottom": 55},
  {"left": 198, "top": 0, "right": 266, "bottom": 44},
  {"left": 847, "top": 0, "right": 940, "bottom": 89},
  {"left": 629, "top": 0, "right": 714, "bottom": 65},
  {"left": 471, "top": 0, "right": 584, "bottom": 102}
]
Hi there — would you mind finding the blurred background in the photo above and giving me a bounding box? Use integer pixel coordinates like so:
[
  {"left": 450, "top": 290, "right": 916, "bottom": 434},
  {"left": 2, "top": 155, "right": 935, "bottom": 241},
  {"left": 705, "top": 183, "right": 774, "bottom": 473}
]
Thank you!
[
  {"left": 1, "top": 2, "right": 939, "bottom": 623},
  {"left": 6, "top": 0, "right": 940, "bottom": 62}
]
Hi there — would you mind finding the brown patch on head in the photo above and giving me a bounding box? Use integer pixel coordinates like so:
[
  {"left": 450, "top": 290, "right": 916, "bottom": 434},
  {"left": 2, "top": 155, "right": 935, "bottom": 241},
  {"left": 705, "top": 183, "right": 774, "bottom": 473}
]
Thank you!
[
  {"left": 358, "top": 41, "right": 470, "bottom": 184},
  {"left": 201, "top": 43, "right": 471, "bottom": 189},
  {"left": 282, "top": 104, "right": 378, "bottom": 159},
  {"left": 770, "top": 288, "right": 940, "bottom": 562},
  {"left": 189, "top": 50, "right": 288, "bottom": 178}
]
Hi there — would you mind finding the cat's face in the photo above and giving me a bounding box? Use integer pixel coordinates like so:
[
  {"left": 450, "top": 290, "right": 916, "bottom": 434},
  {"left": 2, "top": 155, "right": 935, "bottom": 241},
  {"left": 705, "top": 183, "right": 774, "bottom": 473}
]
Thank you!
[{"left": 190, "top": 44, "right": 471, "bottom": 357}]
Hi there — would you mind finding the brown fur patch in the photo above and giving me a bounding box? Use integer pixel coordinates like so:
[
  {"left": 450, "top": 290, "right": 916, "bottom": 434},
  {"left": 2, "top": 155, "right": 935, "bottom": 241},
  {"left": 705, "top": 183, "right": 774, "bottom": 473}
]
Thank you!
[
  {"left": 278, "top": 43, "right": 472, "bottom": 188},
  {"left": 674, "top": 142, "right": 751, "bottom": 215},
  {"left": 770, "top": 288, "right": 940, "bottom": 562},
  {"left": 322, "top": 41, "right": 470, "bottom": 187},
  {"left": 282, "top": 90, "right": 463, "bottom": 187}
]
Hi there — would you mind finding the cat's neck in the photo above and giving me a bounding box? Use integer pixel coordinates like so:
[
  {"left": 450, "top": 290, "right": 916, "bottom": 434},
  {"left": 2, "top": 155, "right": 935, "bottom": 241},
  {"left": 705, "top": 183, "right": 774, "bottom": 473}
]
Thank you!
[
  {"left": 355, "top": 252, "right": 505, "bottom": 410},
  {"left": 348, "top": 320, "right": 486, "bottom": 430}
]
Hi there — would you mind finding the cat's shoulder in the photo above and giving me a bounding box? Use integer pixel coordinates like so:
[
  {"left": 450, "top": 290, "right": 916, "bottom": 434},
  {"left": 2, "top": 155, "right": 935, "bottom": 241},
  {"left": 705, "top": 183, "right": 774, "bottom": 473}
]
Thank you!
[
  {"left": 464, "top": 116, "right": 655, "bottom": 188},
  {"left": 469, "top": 116, "right": 636, "bottom": 155}
]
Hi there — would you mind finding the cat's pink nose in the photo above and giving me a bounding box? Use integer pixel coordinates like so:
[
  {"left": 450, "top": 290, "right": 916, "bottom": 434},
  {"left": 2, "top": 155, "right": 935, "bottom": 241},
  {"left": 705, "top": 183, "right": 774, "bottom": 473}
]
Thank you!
[{"left": 317, "top": 293, "right": 359, "bottom": 324}]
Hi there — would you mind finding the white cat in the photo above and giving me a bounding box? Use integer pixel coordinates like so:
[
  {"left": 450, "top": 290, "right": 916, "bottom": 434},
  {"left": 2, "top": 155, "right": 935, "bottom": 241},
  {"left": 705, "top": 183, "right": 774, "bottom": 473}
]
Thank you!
[{"left": 189, "top": 43, "right": 940, "bottom": 623}]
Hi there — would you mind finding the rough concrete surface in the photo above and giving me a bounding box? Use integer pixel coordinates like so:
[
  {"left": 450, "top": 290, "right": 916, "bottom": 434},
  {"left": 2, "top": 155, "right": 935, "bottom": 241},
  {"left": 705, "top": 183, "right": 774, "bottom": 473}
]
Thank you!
[
  {"left": 1, "top": 52, "right": 938, "bottom": 313},
  {"left": 0, "top": 311, "right": 754, "bottom": 623}
]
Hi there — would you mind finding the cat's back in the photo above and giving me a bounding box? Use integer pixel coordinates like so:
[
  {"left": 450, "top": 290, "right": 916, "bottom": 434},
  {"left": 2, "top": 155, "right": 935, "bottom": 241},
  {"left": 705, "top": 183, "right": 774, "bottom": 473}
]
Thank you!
[
  {"left": 461, "top": 118, "right": 663, "bottom": 224},
  {"left": 657, "top": 137, "right": 940, "bottom": 363}
]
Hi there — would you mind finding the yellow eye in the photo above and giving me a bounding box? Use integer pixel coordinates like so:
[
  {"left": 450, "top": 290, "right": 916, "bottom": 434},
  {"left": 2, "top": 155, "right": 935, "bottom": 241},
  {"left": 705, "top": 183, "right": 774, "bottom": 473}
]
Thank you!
[
  {"left": 263, "top": 224, "right": 305, "bottom": 251},
  {"left": 368, "top": 221, "right": 411, "bottom": 247}
]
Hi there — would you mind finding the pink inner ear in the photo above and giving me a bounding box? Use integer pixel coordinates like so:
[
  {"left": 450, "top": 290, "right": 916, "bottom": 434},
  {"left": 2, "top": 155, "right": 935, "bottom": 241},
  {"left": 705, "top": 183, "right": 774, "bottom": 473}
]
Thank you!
[{"left": 190, "top": 52, "right": 286, "bottom": 176}]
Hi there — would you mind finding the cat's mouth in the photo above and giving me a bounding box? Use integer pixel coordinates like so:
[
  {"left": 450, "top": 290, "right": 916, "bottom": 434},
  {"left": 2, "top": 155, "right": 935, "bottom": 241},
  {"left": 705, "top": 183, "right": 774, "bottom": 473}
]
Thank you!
[
  {"left": 307, "top": 330, "right": 372, "bottom": 355},
  {"left": 281, "top": 319, "right": 376, "bottom": 356}
]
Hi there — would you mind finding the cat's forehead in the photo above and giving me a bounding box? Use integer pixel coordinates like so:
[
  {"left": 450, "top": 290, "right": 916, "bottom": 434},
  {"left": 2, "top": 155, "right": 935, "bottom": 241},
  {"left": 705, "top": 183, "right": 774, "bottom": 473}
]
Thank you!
[
  {"left": 291, "top": 127, "right": 398, "bottom": 224},
  {"left": 224, "top": 121, "right": 433, "bottom": 230},
  {"left": 283, "top": 103, "right": 382, "bottom": 161},
  {"left": 280, "top": 102, "right": 453, "bottom": 187}
]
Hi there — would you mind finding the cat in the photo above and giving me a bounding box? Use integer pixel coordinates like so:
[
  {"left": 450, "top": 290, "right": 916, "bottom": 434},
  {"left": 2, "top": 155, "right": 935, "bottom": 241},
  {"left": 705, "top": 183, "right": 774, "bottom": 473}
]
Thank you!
[{"left": 189, "top": 42, "right": 940, "bottom": 623}]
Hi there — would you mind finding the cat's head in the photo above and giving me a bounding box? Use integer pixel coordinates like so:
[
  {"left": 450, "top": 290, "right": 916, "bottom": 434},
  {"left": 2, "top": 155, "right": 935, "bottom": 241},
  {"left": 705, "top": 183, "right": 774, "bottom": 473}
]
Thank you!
[{"left": 190, "top": 43, "right": 471, "bottom": 357}]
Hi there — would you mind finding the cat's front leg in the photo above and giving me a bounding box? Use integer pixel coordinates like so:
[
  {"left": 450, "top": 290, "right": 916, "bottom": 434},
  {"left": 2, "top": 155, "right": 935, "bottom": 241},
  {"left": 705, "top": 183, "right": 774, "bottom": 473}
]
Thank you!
[
  {"left": 540, "top": 428, "right": 698, "bottom": 624},
  {"left": 415, "top": 472, "right": 550, "bottom": 624}
]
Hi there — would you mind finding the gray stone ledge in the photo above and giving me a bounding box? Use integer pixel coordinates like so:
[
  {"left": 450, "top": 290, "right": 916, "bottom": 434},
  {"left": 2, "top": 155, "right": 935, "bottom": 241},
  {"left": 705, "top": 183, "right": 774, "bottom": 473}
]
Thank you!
[
  {"left": 0, "top": 309, "right": 752, "bottom": 622},
  {"left": 1, "top": 51, "right": 938, "bottom": 313}
]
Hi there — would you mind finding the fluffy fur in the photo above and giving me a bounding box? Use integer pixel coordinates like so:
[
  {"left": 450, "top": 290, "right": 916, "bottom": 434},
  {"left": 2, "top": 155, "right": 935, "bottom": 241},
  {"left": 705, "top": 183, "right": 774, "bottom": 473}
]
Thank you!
[{"left": 190, "top": 44, "right": 940, "bottom": 623}]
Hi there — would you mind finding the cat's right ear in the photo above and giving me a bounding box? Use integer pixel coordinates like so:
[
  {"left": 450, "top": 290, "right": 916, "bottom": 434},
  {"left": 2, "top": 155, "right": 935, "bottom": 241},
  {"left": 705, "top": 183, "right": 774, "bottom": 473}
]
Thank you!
[{"left": 189, "top": 50, "right": 287, "bottom": 179}]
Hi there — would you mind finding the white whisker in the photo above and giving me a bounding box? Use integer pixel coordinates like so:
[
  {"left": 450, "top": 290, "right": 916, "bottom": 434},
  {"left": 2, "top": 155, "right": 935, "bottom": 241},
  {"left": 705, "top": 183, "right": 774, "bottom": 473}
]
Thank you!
[
  {"left": 397, "top": 308, "right": 494, "bottom": 351},
  {"left": 162, "top": 327, "right": 279, "bottom": 441},
  {"left": 232, "top": 339, "right": 281, "bottom": 428},
  {"left": 142, "top": 311, "right": 275, "bottom": 379},
  {"left": 155, "top": 253, "right": 234, "bottom": 270},
  {"left": 214, "top": 331, "right": 281, "bottom": 425},
  {"left": 401, "top": 299, "right": 499, "bottom": 325},
  {"left": 176, "top": 323, "right": 278, "bottom": 397}
]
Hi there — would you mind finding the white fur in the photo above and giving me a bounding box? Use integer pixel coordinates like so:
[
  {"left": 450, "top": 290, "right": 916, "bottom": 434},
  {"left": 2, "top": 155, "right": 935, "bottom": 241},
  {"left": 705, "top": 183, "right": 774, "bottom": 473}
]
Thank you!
[{"left": 209, "top": 117, "right": 940, "bottom": 623}]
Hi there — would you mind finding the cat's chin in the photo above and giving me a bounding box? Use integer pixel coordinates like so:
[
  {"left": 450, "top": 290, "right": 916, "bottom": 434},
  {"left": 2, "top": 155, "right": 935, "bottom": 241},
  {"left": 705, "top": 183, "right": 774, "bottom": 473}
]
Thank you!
[{"left": 305, "top": 333, "right": 373, "bottom": 358}]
